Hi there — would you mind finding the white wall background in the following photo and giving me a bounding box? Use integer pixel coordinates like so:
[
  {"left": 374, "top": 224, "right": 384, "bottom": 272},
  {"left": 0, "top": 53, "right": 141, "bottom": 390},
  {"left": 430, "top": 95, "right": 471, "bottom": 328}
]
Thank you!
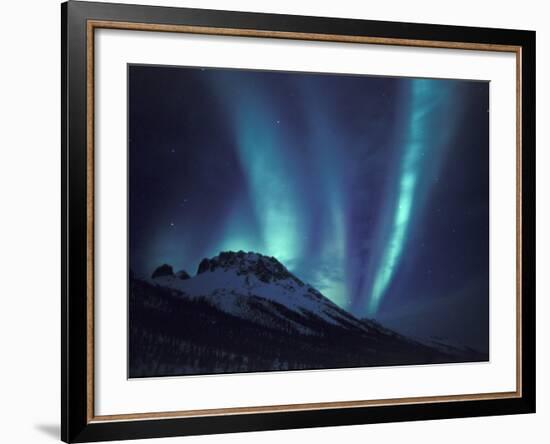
[{"left": 0, "top": 0, "right": 546, "bottom": 443}]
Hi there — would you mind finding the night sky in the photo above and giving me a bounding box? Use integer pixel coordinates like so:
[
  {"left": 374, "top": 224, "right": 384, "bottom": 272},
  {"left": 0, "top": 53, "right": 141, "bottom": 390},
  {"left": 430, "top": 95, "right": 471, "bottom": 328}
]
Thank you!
[{"left": 129, "top": 64, "right": 489, "bottom": 352}]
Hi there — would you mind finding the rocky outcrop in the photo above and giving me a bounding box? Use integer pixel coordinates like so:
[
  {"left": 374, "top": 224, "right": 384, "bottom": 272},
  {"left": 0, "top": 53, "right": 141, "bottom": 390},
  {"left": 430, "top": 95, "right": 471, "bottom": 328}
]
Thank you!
[{"left": 151, "top": 264, "right": 174, "bottom": 279}]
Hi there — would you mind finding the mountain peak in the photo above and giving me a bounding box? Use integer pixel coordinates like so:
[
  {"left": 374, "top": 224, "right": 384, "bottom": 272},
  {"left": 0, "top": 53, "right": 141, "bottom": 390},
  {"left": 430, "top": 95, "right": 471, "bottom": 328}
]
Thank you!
[
  {"left": 151, "top": 264, "right": 174, "bottom": 279},
  {"left": 149, "top": 250, "right": 367, "bottom": 334},
  {"left": 196, "top": 250, "right": 299, "bottom": 284}
]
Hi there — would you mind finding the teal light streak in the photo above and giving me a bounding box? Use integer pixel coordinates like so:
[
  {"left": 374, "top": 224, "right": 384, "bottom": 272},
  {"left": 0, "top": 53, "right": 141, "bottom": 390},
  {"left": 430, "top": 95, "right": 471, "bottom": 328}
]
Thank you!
[
  {"left": 367, "top": 80, "right": 434, "bottom": 315},
  {"left": 235, "top": 113, "right": 302, "bottom": 265},
  {"left": 213, "top": 78, "right": 304, "bottom": 268},
  {"left": 213, "top": 77, "right": 348, "bottom": 307}
]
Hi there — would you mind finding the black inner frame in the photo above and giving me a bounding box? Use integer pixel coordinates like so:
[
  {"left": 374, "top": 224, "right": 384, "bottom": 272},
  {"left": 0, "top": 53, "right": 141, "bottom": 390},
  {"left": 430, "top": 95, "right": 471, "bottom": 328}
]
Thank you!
[{"left": 62, "top": 1, "right": 536, "bottom": 442}]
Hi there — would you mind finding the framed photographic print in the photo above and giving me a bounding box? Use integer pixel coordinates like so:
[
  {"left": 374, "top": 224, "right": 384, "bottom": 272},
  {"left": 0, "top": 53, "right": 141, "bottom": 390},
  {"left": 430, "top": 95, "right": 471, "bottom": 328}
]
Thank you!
[{"left": 61, "top": 1, "right": 536, "bottom": 442}]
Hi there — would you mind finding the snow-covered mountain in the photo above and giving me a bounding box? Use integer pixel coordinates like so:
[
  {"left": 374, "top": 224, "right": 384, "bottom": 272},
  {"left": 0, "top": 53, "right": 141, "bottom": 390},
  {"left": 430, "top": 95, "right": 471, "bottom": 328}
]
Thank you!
[
  {"left": 149, "top": 251, "right": 369, "bottom": 336},
  {"left": 129, "top": 251, "right": 487, "bottom": 378}
]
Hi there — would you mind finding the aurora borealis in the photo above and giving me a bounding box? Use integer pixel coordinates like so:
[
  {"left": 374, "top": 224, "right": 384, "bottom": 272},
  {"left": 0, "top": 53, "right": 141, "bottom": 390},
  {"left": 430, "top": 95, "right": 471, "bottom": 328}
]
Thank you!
[{"left": 129, "top": 65, "right": 489, "bottom": 351}]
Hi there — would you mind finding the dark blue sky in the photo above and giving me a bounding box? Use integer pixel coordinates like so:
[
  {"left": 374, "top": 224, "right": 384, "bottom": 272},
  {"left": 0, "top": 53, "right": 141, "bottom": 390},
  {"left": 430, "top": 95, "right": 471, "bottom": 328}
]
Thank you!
[{"left": 129, "top": 64, "right": 489, "bottom": 351}]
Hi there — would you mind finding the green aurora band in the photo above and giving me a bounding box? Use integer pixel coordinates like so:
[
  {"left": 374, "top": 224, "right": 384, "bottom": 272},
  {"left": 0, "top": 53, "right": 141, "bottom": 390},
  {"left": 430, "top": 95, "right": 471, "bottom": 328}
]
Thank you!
[{"left": 366, "top": 79, "right": 456, "bottom": 315}]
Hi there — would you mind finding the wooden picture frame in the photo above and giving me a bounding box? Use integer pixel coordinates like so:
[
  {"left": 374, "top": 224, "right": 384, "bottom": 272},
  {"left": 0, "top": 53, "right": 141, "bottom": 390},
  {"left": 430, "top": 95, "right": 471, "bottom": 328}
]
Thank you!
[{"left": 62, "top": 1, "right": 535, "bottom": 442}]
